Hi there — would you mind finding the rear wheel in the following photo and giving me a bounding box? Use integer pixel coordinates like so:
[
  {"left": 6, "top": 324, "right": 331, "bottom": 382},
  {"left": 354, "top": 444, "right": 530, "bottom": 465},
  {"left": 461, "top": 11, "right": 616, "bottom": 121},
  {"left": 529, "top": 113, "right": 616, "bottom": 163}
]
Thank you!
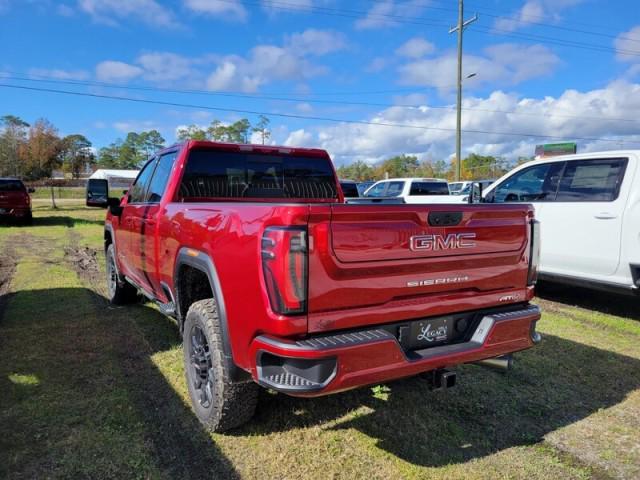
[
  {"left": 105, "top": 244, "right": 137, "bottom": 304},
  {"left": 183, "top": 298, "right": 258, "bottom": 432}
]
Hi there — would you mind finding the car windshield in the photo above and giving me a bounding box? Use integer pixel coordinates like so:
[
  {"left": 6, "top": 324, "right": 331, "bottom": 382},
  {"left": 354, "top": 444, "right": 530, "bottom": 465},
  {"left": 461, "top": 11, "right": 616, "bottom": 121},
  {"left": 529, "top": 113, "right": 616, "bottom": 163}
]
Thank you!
[
  {"left": 0, "top": 179, "right": 25, "bottom": 191},
  {"left": 449, "top": 182, "right": 464, "bottom": 193},
  {"left": 364, "top": 181, "right": 404, "bottom": 197},
  {"left": 459, "top": 184, "right": 472, "bottom": 194}
]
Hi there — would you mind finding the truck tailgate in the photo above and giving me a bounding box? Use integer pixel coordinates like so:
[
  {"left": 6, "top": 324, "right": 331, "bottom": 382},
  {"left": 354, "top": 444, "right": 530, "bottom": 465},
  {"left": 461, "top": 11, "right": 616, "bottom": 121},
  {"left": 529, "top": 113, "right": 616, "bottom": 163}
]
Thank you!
[{"left": 307, "top": 203, "right": 533, "bottom": 333}]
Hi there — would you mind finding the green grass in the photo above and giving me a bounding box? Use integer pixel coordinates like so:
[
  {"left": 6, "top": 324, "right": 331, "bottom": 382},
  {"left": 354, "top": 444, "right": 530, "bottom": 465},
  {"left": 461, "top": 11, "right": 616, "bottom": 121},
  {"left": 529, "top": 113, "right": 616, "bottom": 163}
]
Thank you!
[
  {"left": 30, "top": 186, "right": 86, "bottom": 199},
  {"left": 1, "top": 201, "right": 639, "bottom": 479}
]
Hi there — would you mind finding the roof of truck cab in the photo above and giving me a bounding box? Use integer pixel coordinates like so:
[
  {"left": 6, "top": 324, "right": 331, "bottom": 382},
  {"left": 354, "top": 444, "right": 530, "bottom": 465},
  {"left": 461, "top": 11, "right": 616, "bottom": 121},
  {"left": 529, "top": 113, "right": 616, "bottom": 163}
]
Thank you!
[
  {"left": 373, "top": 177, "right": 448, "bottom": 182},
  {"left": 528, "top": 150, "right": 640, "bottom": 165},
  {"left": 178, "top": 140, "right": 331, "bottom": 158}
]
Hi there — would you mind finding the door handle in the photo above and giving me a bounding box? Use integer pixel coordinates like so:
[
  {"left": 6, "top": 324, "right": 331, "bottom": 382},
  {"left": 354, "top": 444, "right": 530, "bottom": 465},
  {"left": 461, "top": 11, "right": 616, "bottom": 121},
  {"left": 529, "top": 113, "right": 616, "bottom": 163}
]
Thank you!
[{"left": 594, "top": 212, "right": 617, "bottom": 219}]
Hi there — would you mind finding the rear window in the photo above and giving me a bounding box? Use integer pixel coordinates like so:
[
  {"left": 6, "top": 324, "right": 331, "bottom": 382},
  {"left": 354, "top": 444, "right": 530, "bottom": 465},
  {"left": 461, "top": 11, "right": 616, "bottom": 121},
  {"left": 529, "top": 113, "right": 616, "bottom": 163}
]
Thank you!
[
  {"left": 555, "top": 158, "right": 627, "bottom": 202},
  {"left": 410, "top": 181, "right": 449, "bottom": 195},
  {"left": 179, "top": 150, "right": 337, "bottom": 200},
  {"left": 0, "top": 179, "right": 25, "bottom": 191}
]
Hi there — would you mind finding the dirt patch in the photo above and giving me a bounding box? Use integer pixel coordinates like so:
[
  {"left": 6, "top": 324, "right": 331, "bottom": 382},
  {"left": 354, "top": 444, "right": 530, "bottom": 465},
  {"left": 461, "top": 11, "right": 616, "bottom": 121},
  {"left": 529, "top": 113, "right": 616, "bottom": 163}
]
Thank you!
[
  {"left": 64, "top": 246, "right": 107, "bottom": 298},
  {"left": 0, "top": 245, "right": 17, "bottom": 321}
]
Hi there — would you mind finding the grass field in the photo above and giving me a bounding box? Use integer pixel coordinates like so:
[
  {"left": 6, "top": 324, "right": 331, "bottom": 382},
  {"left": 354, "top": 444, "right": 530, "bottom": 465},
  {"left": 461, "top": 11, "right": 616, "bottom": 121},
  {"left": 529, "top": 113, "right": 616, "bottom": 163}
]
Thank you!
[{"left": 1, "top": 203, "right": 639, "bottom": 479}]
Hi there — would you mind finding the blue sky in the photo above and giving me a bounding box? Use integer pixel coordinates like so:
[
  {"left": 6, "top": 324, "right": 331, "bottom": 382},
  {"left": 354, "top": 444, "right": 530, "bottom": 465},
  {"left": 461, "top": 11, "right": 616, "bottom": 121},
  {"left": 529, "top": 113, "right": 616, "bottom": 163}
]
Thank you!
[{"left": 1, "top": 0, "right": 639, "bottom": 165}]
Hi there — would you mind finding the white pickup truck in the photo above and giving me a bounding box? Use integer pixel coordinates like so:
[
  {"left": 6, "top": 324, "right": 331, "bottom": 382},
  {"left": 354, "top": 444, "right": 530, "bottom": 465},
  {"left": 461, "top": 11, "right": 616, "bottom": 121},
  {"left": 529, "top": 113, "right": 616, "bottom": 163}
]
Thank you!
[
  {"left": 483, "top": 150, "right": 639, "bottom": 296},
  {"left": 362, "top": 177, "right": 462, "bottom": 204}
]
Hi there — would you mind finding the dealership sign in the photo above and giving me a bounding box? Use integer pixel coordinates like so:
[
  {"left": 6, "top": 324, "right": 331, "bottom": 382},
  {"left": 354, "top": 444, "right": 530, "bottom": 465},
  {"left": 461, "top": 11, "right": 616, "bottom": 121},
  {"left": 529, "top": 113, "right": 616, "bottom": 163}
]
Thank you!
[{"left": 535, "top": 142, "right": 577, "bottom": 157}]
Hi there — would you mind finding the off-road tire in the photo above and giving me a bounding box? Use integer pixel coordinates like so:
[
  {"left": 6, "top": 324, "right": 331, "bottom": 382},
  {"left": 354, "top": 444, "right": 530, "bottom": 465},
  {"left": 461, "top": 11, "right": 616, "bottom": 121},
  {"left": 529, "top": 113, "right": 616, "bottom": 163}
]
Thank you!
[
  {"left": 183, "top": 298, "right": 259, "bottom": 432},
  {"left": 105, "top": 244, "right": 138, "bottom": 305},
  {"left": 23, "top": 212, "right": 33, "bottom": 226}
]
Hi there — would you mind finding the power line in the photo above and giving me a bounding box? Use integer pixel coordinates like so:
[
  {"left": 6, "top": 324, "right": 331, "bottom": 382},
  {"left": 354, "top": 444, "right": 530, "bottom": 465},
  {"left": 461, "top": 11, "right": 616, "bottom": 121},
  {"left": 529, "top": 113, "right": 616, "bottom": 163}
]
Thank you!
[
  {"left": 1, "top": 82, "right": 639, "bottom": 146},
  {"left": 0, "top": 71, "right": 459, "bottom": 96},
  {"left": 4, "top": 73, "right": 639, "bottom": 124},
  {"left": 406, "top": 0, "right": 640, "bottom": 43},
  {"left": 230, "top": 0, "right": 640, "bottom": 57}
]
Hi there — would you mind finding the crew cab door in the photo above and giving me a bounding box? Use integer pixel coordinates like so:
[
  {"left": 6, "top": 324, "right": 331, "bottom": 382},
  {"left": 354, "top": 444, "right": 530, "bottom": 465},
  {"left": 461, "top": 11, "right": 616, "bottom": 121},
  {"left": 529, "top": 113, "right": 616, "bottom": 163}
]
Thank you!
[
  {"left": 136, "top": 151, "right": 178, "bottom": 297},
  {"left": 486, "top": 157, "right": 629, "bottom": 277},
  {"left": 122, "top": 151, "right": 178, "bottom": 296},
  {"left": 118, "top": 158, "right": 157, "bottom": 284},
  {"left": 538, "top": 157, "right": 629, "bottom": 277}
]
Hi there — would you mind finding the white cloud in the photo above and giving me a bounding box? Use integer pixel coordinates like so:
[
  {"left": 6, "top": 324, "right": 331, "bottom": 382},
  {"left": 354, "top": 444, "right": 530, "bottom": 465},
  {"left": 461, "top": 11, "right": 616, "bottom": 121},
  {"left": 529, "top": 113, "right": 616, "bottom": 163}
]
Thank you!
[
  {"left": 366, "top": 57, "right": 388, "bottom": 73},
  {"left": 355, "top": 0, "right": 429, "bottom": 30},
  {"left": 493, "top": 0, "right": 583, "bottom": 32},
  {"left": 285, "top": 81, "right": 640, "bottom": 165},
  {"left": 29, "top": 68, "right": 90, "bottom": 80},
  {"left": 184, "top": 0, "right": 247, "bottom": 21},
  {"left": 398, "top": 43, "right": 560, "bottom": 91},
  {"left": 205, "top": 30, "right": 343, "bottom": 92},
  {"left": 615, "top": 25, "right": 640, "bottom": 62},
  {"left": 78, "top": 0, "right": 176, "bottom": 27},
  {"left": 284, "top": 128, "right": 314, "bottom": 146},
  {"left": 95, "top": 61, "right": 143, "bottom": 82},
  {"left": 261, "top": 0, "right": 312, "bottom": 15},
  {"left": 113, "top": 119, "right": 159, "bottom": 132},
  {"left": 295, "top": 102, "right": 313, "bottom": 113},
  {"left": 395, "top": 37, "right": 435, "bottom": 59},
  {"left": 136, "top": 52, "right": 198, "bottom": 83},
  {"left": 285, "top": 29, "right": 346, "bottom": 56}
]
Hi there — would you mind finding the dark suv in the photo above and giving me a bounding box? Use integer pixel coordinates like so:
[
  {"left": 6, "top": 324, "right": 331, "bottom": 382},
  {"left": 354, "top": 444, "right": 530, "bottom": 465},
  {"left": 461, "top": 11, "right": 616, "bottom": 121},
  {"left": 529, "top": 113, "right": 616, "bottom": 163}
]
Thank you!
[{"left": 0, "top": 178, "right": 33, "bottom": 224}]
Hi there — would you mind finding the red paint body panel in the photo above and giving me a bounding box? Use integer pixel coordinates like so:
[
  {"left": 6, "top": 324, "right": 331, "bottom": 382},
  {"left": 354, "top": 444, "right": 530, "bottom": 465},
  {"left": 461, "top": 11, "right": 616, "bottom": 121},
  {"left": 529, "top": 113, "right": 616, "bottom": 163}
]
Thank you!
[
  {"left": 105, "top": 141, "right": 540, "bottom": 393},
  {"left": 249, "top": 307, "right": 539, "bottom": 397}
]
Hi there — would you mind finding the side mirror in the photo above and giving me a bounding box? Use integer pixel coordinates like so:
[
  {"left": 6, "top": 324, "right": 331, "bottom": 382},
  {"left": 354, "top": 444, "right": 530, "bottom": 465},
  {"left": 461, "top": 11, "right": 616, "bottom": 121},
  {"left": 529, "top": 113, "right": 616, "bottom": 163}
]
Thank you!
[
  {"left": 108, "top": 197, "right": 123, "bottom": 217},
  {"left": 86, "top": 179, "right": 109, "bottom": 208},
  {"left": 467, "top": 182, "right": 484, "bottom": 204},
  {"left": 28, "top": 187, "right": 35, "bottom": 194}
]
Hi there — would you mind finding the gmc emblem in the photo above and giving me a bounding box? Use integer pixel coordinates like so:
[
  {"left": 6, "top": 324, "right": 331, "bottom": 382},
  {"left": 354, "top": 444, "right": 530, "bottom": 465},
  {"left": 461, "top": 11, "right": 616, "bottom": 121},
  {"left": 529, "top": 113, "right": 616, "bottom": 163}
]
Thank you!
[{"left": 410, "top": 233, "right": 477, "bottom": 251}]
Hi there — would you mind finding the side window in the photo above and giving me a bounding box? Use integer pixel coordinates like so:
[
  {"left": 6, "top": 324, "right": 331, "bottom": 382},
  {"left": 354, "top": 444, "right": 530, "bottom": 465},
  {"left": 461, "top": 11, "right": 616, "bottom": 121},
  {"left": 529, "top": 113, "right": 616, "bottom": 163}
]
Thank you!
[
  {"left": 365, "top": 182, "right": 388, "bottom": 197},
  {"left": 385, "top": 181, "right": 405, "bottom": 197},
  {"left": 555, "top": 158, "right": 628, "bottom": 202},
  {"left": 410, "top": 181, "right": 449, "bottom": 195},
  {"left": 146, "top": 152, "right": 177, "bottom": 203},
  {"left": 490, "top": 162, "right": 563, "bottom": 203},
  {"left": 127, "top": 159, "right": 157, "bottom": 204}
]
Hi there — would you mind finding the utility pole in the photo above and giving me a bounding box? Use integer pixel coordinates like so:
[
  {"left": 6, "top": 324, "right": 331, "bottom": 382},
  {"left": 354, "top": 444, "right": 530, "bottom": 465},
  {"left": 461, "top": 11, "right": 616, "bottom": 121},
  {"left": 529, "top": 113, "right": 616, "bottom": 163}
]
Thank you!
[{"left": 449, "top": 0, "right": 477, "bottom": 181}]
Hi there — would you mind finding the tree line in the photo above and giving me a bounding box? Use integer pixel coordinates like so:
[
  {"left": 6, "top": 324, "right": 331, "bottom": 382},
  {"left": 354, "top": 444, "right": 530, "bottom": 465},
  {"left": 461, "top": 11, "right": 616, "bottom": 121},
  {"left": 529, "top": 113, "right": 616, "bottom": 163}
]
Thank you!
[
  {"left": 335, "top": 153, "right": 532, "bottom": 182},
  {"left": 2, "top": 113, "right": 531, "bottom": 182},
  {"left": 0, "top": 115, "right": 95, "bottom": 180},
  {"left": 0, "top": 114, "right": 275, "bottom": 180}
]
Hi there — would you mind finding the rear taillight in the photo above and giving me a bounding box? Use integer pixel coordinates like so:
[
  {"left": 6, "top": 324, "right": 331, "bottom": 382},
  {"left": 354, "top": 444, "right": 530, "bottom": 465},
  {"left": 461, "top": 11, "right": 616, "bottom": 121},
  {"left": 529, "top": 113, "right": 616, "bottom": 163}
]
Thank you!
[
  {"left": 528, "top": 219, "right": 540, "bottom": 286},
  {"left": 262, "top": 227, "right": 308, "bottom": 315}
]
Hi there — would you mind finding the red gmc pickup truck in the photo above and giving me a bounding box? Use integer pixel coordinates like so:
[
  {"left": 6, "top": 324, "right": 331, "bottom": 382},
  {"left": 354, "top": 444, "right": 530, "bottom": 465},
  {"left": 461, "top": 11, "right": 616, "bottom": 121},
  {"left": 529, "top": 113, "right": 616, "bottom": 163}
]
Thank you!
[{"left": 87, "top": 141, "right": 542, "bottom": 432}]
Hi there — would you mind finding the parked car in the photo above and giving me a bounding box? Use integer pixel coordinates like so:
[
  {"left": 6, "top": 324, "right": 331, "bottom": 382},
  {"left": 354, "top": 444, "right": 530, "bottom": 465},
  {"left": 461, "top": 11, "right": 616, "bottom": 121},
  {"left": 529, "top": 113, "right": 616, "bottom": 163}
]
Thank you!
[
  {"left": 0, "top": 178, "right": 33, "bottom": 224},
  {"left": 483, "top": 150, "right": 639, "bottom": 296},
  {"left": 450, "top": 180, "right": 496, "bottom": 196},
  {"left": 87, "top": 141, "right": 541, "bottom": 432},
  {"left": 357, "top": 181, "right": 375, "bottom": 196},
  {"left": 339, "top": 179, "right": 359, "bottom": 198},
  {"left": 363, "top": 178, "right": 462, "bottom": 203}
]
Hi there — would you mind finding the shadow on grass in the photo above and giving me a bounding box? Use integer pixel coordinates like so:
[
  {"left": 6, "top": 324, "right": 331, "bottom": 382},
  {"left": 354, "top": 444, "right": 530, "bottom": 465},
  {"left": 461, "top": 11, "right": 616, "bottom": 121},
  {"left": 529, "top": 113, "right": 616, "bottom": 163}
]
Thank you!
[
  {"left": 537, "top": 281, "right": 640, "bottom": 321},
  {"left": 4, "top": 286, "right": 639, "bottom": 473},
  {"left": 0, "top": 216, "right": 104, "bottom": 228},
  {"left": 233, "top": 333, "right": 640, "bottom": 468},
  {"left": 32, "top": 216, "right": 105, "bottom": 228},
  {"left": 0, "top": 287, "right": 239, "bottom": 479}
]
